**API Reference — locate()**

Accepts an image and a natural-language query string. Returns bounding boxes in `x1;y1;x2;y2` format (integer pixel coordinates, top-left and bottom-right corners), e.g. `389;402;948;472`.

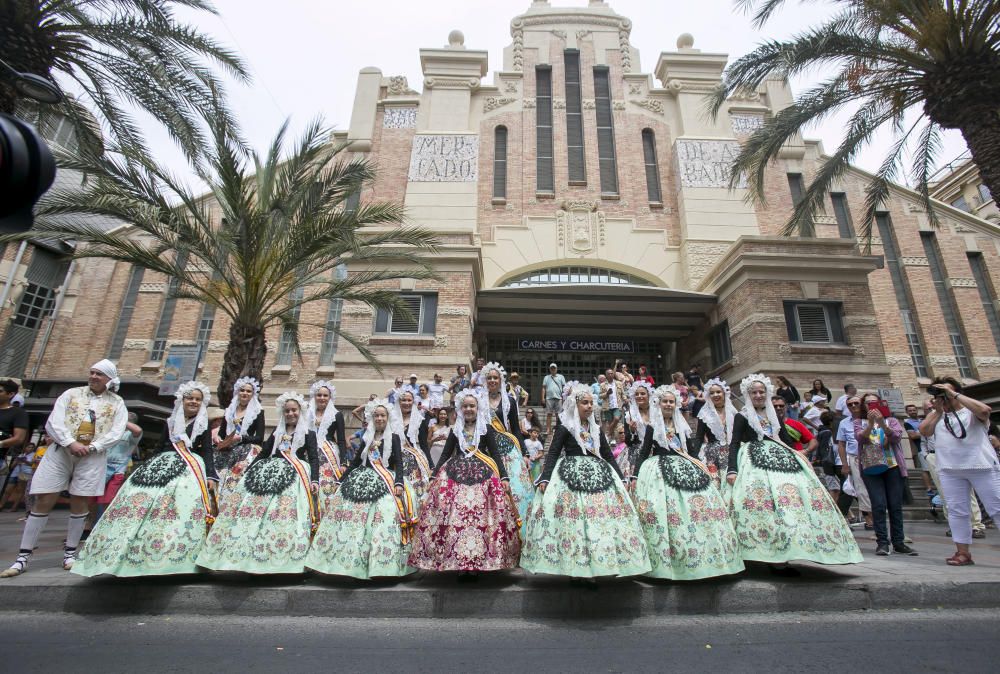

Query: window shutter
421;293;438;334
783;301;800;342
593;67;618;194
536;67;554;192
493;126;508;199
795;305;832;342
390;295;422;333
564;50;586;183
108;266;145;359
375;308;390;333
642;129;661;203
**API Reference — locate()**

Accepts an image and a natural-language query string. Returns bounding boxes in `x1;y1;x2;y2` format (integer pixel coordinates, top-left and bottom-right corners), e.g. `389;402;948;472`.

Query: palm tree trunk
217;322;268;407
959;111;1000;204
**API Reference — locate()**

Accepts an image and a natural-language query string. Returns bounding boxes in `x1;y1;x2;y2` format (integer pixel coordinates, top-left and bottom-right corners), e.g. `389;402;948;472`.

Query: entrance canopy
477;284;717;340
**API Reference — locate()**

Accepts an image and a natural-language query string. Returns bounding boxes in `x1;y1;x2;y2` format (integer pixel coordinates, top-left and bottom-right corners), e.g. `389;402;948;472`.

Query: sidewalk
0;511;998;618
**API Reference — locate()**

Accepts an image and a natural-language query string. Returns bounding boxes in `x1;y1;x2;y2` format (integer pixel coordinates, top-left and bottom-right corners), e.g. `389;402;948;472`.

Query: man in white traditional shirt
0;360;128;577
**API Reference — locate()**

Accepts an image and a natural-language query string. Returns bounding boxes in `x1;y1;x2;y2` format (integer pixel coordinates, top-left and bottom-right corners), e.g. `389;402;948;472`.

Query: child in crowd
525;427;545;483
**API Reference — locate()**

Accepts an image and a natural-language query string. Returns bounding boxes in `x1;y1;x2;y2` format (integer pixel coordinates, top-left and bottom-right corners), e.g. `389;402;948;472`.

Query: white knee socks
65;513;87;551
18;512;49;553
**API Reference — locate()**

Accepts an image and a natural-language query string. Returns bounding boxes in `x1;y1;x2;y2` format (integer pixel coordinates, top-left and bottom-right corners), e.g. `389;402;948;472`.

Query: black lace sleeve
391;434;404;487
331;412;348;464
300;431;320;483
433;432;456;477
633;425;654;478
194;427;218;482
417;417;432;463
244;413;265;445
538;425;568;484
599;429;624;481
507;396;526;454
727;414;754;475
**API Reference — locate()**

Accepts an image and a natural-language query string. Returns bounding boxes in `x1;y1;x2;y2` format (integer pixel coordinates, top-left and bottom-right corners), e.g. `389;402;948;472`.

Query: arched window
500;266;653;288
641;129;662;203
494;125;508;200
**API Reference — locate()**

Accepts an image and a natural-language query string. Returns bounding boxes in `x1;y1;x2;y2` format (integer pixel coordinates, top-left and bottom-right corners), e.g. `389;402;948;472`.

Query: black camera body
927;384;960;398
0;112;56;233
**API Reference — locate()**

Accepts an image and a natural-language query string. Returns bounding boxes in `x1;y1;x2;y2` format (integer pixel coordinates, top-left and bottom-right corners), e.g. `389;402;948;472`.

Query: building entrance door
486;337;666;408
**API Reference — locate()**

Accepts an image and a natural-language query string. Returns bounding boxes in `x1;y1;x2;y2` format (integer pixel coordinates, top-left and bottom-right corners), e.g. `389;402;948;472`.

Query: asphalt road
3;608;998;673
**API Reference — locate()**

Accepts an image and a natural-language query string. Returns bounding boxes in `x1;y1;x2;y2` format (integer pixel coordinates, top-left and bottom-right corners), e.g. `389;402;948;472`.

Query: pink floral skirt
408;467;520;572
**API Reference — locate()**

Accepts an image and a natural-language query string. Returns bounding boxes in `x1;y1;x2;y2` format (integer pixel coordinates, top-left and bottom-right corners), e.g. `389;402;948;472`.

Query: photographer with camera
919;376;1000;566
0;380;30;497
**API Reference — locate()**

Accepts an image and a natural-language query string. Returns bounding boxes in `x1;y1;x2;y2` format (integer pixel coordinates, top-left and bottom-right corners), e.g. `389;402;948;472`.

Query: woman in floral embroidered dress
695;378;739;498
393;390;432;502
726;374;862;570
214;377;265;499
74;381;218;577
305;398;418;579
521;383;650;581
482;362;533;530
409;388;520;576
621;381;654;480
197;392;319;574
631;385;743;580
306;380;348;516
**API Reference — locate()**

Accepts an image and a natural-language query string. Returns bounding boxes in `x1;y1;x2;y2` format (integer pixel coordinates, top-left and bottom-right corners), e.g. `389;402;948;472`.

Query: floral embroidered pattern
748;440;802;473
408;472;520;571
446;455;493;485
214;449;238;472
557;455;614;493
341;466;389;503
131;452;186;488
244;456;296;496
658;454;712;492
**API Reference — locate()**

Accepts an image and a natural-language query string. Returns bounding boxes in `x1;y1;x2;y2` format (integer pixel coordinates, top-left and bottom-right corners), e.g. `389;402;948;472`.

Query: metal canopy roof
476;284;717;340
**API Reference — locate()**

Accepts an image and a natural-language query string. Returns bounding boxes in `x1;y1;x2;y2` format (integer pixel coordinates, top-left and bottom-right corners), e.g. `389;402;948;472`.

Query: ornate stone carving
139;282;166;293
676;139;746;189
522;98;536;109
885;354;915;367
383;107;417;129
618;19;633;73
730;114;764;136
582;99;596;110
408;135;479;182
901;256;929;266
510;18;525;71
777;342;791;355
357;335;371;345
631;98;664;115
853;344;866;356
553;98;566;110
729;88;761;103
628;82;643;95
504;80;518;93
844;316;878;327
556;200;600;254
975;356;1000;367
439;306;471;316
123;339;149;351
551;29;567;40
298;342;321;355
857;236;882;247
434;335;450;348
949;277;977;287
387;75;416;96
930;355;958;366
612;100;626;111
576;29;591;41
344;305;374;316
208;340;228;352
483;96;516;112
814;214;837;225
906;202;925;213
665;79;684;95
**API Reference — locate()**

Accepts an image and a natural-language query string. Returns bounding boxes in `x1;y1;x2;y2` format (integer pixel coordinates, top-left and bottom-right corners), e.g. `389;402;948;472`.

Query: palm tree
0;111;440;406
1;0;249;159
708;0;1000;244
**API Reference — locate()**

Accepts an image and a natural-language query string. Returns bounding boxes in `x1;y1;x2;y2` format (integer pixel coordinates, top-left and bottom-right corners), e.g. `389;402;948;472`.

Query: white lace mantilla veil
482;361;511;429
451;388;491;456
361;398;396;465
167;381;211;445
558;381;602;457
225;376;263;436
626;380;655;440
697;377;738;444
651;385;691;449
739;373;781;440
392;388;425;448
307;380;338;442
271;391;308;453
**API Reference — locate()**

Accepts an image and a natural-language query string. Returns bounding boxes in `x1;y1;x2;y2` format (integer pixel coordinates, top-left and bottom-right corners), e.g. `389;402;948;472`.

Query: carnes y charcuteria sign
517;339;635;353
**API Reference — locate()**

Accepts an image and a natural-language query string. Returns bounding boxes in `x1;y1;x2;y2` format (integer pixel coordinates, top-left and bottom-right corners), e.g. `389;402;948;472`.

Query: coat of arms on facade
556;200;605;254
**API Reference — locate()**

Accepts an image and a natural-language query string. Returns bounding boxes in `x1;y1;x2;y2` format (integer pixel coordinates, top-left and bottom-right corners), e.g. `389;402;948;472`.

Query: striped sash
369;457;418;544
172;439;216;528
319;440;344;480
280;449;319;536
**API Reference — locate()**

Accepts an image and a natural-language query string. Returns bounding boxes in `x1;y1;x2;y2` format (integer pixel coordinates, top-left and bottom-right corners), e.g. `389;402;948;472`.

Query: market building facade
4;0;1000;419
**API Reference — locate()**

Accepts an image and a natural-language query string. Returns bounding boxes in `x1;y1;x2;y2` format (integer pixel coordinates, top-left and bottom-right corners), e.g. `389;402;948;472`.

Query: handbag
855;419;889;475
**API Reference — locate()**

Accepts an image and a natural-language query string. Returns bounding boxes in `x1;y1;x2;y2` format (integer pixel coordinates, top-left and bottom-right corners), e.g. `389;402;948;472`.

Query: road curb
2;575;999;617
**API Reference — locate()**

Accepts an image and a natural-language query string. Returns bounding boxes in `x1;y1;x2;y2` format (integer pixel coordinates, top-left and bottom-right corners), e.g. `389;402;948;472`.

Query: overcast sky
146;0;968;189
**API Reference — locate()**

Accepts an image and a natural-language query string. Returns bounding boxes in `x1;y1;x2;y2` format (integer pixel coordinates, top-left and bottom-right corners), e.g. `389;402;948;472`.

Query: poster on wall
158;345;203;397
